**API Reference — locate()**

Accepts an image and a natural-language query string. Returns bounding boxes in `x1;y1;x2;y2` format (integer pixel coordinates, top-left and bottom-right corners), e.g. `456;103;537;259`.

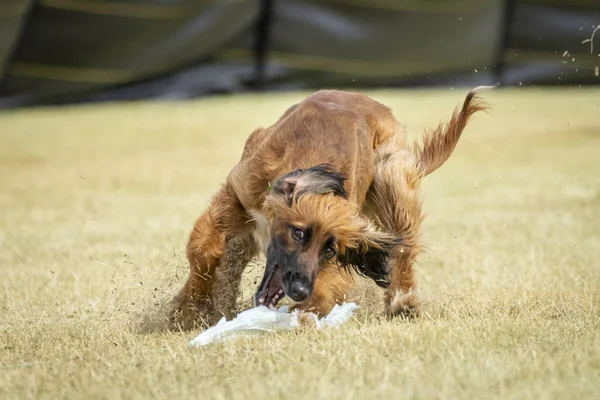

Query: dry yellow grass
1;87;599;399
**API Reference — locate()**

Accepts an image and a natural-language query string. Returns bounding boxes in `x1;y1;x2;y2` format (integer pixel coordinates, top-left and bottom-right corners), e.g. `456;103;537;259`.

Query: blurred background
0;0;598;109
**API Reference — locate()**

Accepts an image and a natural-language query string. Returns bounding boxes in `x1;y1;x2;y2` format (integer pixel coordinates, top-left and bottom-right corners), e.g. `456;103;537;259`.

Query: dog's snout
289;280;310;302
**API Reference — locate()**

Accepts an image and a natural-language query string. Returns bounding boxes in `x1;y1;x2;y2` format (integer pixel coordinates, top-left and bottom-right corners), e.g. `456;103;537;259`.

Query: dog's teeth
259;296;266;304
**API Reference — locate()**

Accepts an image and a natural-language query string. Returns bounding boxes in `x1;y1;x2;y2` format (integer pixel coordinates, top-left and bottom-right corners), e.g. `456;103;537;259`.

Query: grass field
1;87;599;399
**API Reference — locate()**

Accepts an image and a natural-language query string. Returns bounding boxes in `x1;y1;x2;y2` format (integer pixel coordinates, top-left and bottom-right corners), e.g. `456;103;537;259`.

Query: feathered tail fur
414;86;492;176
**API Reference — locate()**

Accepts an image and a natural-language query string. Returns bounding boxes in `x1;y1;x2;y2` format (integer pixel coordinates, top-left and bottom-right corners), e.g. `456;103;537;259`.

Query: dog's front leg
290;263;357;317
211;233;258;320
168;183;252;330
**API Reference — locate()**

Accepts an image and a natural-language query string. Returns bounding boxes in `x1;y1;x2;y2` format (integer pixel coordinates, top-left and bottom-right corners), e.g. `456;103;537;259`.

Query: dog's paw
386;289;421;320
167;295;213;331
295;311;319;329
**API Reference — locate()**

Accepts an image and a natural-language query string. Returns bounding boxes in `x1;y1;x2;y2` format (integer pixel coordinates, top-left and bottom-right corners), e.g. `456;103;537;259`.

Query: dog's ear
271;164;347;206
338;218;401;288
272;176;297;204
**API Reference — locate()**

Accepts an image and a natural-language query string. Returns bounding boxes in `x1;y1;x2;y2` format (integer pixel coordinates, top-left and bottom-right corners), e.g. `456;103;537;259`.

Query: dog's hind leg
366;140;424;319
367;88;487;319
367;88;487;316
168;183;253;330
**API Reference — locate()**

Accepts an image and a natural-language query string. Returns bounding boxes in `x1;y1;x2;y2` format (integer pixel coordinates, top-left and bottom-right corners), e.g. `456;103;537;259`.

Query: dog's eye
323;247;336;259
292;228;305;241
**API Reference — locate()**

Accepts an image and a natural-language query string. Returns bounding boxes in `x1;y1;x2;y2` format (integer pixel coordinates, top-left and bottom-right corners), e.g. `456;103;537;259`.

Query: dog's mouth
254;263;285;309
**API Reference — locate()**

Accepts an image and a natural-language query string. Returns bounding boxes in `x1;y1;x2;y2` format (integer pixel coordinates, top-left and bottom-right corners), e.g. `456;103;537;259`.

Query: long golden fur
168;87;489;330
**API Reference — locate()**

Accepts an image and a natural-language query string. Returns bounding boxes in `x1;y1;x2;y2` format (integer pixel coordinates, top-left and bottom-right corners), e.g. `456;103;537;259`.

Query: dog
168;87;488;330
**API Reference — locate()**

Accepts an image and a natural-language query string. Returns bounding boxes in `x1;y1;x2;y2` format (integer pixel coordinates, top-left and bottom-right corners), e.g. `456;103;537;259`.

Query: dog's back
230;90;404;209
242;90;402;158
230;88;487;211
284;89;402;149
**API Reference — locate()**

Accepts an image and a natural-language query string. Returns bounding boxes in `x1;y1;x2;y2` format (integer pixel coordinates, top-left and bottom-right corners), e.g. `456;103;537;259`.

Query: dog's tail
413;86;492;177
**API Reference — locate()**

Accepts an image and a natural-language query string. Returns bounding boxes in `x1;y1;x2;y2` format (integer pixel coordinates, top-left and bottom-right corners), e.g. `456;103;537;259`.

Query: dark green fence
0;0;598;108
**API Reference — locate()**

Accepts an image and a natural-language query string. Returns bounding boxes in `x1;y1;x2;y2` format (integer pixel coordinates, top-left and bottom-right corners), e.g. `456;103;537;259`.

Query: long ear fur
337;218;401;288
270;164;347;206
415;86;491;176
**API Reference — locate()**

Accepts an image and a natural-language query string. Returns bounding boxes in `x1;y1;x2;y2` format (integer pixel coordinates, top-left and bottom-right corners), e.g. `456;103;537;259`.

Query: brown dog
168;87;488;330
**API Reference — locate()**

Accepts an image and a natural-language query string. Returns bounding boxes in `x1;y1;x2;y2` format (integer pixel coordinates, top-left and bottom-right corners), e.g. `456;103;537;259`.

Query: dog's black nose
289;280;310;302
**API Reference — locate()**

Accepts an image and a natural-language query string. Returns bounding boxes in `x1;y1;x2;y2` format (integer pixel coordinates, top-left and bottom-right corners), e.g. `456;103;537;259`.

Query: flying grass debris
188;302;359;347
582;24;600;77
582;25;600;54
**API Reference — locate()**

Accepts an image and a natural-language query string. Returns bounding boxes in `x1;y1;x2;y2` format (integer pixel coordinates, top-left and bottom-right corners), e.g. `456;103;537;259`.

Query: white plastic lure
188;302;359;347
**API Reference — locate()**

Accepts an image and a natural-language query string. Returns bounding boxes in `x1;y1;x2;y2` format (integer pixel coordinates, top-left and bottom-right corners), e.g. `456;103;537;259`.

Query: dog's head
254;164;401;309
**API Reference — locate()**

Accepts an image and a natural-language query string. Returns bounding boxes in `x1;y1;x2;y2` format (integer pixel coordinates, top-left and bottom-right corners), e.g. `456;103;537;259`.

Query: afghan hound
168;87;489;330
